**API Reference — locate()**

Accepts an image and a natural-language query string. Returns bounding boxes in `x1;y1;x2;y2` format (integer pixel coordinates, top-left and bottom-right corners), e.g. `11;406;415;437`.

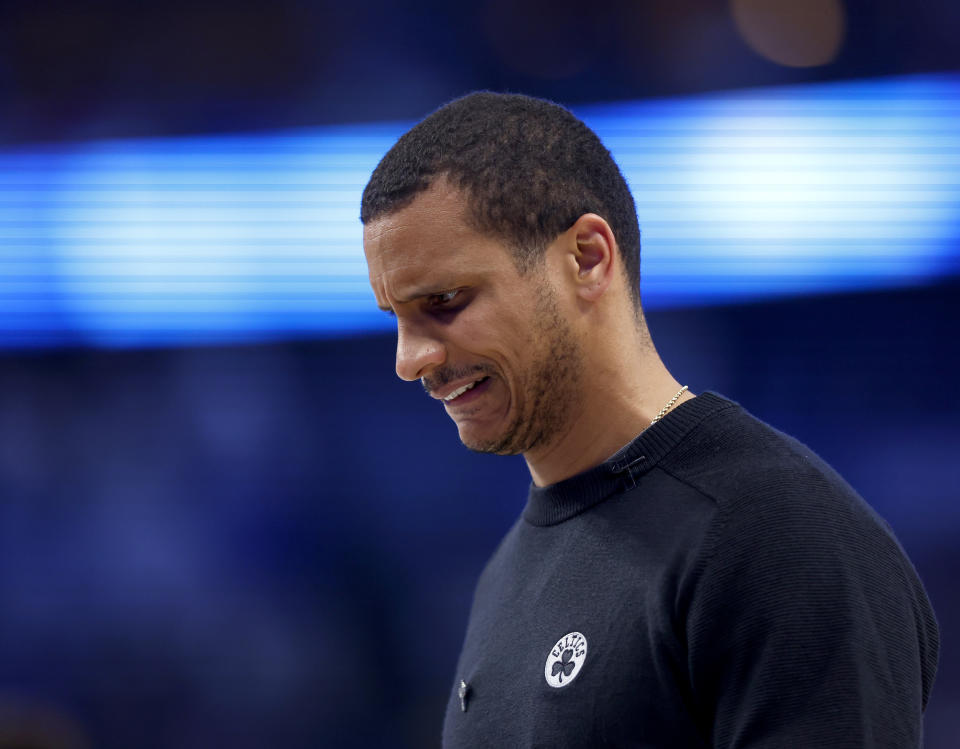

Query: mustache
421;364;495;396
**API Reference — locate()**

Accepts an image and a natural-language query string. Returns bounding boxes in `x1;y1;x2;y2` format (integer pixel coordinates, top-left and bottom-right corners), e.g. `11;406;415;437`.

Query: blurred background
0;1;957;747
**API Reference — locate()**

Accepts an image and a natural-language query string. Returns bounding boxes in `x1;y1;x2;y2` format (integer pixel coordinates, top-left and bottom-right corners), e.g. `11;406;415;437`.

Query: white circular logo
544;631;588;688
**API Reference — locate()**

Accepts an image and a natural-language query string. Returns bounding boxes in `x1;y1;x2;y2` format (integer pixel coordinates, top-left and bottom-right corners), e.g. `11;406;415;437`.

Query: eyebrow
376;283;458;313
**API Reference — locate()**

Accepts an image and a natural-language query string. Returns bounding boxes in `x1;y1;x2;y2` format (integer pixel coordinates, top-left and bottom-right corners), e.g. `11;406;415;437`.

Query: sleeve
684;482;939;749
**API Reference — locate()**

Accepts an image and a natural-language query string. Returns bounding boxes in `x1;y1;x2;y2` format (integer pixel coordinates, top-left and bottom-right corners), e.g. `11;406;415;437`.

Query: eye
426;289;461;308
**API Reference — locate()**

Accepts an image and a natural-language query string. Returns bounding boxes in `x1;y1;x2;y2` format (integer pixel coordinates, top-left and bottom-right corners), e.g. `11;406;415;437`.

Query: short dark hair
361;92;642;307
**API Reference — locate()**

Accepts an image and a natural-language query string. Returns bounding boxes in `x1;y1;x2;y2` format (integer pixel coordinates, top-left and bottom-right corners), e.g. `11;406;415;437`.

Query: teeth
444;378;482;401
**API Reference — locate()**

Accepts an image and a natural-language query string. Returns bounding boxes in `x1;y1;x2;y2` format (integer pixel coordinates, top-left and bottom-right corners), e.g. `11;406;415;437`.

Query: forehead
364;181;469;261
363;180;511;292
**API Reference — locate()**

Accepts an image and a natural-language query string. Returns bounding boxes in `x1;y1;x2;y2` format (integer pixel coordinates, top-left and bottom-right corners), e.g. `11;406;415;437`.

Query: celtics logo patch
544;631;588;688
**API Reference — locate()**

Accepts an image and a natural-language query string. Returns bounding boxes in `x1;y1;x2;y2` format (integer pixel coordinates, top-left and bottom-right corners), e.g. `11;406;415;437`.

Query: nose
395;321;446;381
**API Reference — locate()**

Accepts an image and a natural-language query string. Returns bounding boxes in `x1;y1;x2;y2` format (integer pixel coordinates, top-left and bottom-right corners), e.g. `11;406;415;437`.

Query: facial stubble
465;285;584;456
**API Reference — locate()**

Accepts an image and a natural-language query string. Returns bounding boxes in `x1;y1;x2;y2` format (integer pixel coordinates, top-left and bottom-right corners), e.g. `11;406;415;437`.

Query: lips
425;369;491;400
443;376;487;401
433;375;492;406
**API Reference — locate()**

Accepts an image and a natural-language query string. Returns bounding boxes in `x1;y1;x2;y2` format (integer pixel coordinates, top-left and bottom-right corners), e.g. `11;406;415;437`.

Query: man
360;93;939;747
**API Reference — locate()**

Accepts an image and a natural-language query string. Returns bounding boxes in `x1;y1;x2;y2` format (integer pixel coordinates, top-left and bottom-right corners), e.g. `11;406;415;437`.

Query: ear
565;213;617;303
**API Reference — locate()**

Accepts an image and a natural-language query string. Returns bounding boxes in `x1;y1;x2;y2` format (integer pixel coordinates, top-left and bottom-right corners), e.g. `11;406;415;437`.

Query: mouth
441;376;491;406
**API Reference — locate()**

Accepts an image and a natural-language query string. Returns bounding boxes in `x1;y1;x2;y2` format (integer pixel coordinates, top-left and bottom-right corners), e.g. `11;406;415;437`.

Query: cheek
447;288;542;367
459;309;532;360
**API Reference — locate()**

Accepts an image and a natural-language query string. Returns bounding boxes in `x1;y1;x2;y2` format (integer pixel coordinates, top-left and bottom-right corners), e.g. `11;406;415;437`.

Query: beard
468;284;584;456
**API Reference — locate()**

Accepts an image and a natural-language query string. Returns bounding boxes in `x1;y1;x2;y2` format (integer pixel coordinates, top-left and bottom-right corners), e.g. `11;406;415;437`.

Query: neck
522;330;693;487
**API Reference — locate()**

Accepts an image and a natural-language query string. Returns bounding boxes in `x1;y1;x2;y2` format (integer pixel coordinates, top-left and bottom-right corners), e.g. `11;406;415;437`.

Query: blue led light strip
1;75;958;348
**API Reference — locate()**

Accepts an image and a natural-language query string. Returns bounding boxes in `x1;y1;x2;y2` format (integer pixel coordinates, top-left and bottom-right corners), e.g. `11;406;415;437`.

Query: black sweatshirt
442;392;939;748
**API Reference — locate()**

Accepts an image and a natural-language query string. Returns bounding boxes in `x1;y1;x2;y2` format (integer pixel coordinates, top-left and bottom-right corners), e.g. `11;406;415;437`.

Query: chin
457;427;501;455
456;420;527;456
462;439;522;456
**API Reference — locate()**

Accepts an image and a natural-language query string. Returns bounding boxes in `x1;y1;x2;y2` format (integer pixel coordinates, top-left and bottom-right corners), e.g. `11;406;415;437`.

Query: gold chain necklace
649;385;689;426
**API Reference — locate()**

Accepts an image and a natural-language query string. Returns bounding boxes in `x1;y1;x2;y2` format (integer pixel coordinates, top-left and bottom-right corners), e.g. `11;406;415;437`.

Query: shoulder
660;395;931;640
665;396;939;713
660;393;890;536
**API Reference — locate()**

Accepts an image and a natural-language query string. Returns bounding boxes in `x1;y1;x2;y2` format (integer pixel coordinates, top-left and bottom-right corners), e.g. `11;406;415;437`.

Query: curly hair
360;92;641;308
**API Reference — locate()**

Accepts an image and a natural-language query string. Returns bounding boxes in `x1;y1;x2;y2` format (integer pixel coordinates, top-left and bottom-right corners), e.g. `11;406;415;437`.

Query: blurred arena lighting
1;73;958;349
731;0;846;68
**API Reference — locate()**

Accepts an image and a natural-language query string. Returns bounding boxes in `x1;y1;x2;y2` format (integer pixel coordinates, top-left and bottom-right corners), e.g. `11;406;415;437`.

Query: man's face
363;180;583;455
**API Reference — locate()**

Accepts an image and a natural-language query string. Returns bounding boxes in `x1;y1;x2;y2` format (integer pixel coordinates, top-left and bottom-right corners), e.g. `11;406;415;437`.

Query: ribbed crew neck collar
523;391;736;527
